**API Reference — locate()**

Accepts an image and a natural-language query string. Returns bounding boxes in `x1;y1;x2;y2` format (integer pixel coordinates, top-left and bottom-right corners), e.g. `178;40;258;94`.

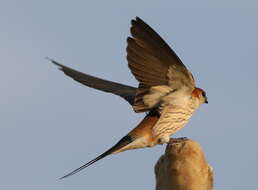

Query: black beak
205;100;208;104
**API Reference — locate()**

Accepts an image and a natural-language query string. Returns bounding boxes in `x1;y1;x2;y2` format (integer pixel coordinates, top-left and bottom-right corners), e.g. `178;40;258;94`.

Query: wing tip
135;16;143;22
46;56;56;64
131;16;144;28
46;57;65;71
132;16;143;22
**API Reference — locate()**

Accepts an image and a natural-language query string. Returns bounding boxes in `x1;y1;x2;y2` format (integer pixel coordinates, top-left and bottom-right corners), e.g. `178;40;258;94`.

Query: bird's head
192;87;208;104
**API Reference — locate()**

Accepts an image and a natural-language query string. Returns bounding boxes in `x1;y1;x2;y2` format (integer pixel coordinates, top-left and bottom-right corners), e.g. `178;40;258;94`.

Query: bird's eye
202;91;206;97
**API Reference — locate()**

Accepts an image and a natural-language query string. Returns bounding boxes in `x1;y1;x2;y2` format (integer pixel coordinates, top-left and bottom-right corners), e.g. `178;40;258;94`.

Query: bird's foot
157;135;170;145
169;137;189;145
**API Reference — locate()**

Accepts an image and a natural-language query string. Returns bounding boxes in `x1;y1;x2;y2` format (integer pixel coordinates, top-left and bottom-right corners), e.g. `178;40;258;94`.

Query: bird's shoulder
146;85;192;109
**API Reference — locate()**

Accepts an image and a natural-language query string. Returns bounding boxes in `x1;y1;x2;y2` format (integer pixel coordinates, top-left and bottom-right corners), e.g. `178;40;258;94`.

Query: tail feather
60;136;133;179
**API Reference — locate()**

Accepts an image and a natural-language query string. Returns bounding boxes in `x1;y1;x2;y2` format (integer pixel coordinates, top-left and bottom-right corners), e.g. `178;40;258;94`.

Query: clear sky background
1;0;258;189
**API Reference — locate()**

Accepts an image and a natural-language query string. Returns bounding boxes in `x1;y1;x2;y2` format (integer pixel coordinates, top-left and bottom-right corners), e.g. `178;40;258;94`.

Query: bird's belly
153;106;194;141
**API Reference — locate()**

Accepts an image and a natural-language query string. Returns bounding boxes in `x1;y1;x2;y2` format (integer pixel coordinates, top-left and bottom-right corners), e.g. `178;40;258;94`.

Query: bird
49;17;208;179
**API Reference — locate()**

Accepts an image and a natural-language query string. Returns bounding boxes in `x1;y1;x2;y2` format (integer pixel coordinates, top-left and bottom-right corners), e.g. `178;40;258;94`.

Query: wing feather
49;58;137;105
127;17;195;112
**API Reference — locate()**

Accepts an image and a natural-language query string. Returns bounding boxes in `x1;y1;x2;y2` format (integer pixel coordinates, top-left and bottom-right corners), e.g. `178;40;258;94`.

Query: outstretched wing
48;58;137;105
127;17;195;112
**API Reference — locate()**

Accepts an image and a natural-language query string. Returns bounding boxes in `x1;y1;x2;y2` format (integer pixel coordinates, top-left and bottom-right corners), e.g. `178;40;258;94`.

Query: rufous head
192;88;208;104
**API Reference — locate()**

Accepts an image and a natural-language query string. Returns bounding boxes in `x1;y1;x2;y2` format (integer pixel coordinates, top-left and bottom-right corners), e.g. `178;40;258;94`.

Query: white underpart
142;85;172;108
147;86;201;143
142;81;202;144
143;85;191;109
162;86;191;107
152;103;198;143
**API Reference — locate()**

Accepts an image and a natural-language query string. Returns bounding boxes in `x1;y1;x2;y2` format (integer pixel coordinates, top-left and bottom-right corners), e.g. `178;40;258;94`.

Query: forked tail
60;135;133;179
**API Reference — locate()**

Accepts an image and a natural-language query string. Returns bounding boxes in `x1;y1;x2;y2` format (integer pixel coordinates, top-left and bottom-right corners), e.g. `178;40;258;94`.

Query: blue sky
1;0;258;189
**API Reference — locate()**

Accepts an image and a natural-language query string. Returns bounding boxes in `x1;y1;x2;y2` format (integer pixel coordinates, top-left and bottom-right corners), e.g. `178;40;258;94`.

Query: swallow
49;17;208;179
